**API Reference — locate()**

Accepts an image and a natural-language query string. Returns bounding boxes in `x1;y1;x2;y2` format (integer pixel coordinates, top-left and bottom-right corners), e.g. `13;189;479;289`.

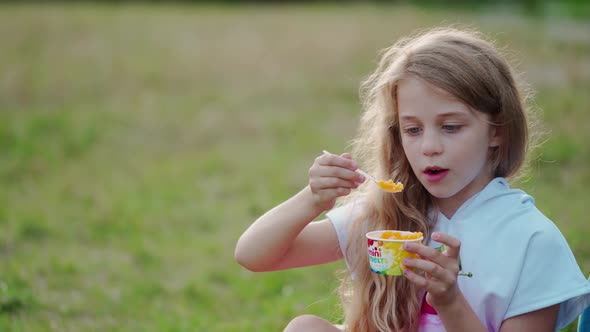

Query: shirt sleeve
326;200;365;271
504;216;590;330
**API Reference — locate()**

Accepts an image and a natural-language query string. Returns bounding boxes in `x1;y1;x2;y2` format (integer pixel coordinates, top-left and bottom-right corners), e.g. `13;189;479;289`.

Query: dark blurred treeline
1;0;589;19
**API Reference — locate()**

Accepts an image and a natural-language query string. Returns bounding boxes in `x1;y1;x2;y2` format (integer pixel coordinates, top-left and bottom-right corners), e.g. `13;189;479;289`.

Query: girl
234;27;590;331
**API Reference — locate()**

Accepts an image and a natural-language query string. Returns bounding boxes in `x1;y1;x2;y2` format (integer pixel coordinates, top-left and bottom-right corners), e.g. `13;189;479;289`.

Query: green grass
0;3;589;331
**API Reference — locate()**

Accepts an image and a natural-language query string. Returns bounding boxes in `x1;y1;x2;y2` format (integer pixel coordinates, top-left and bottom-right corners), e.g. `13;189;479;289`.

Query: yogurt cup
366;230;423;276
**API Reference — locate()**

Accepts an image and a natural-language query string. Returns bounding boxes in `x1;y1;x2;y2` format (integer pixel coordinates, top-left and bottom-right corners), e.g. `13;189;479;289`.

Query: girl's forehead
397;77;455;100
397;78;474;117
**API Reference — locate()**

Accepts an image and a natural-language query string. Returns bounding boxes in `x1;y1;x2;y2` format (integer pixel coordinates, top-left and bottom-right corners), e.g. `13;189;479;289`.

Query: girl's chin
427;191;451;199
421;184;453;199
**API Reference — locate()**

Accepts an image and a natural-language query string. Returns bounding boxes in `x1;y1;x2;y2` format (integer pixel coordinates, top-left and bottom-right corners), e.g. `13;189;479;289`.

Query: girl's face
397;77;501;218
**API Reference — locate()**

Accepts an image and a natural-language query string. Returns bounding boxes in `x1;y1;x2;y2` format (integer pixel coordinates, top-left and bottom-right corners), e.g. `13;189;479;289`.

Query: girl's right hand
308;152;366;212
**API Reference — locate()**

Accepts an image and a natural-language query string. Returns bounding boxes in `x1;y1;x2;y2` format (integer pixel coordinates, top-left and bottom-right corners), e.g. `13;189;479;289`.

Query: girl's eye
442;125;462;132
405;127;422;135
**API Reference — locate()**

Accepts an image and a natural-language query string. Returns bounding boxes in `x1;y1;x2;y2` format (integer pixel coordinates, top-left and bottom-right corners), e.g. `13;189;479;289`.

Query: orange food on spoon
377;179;404;193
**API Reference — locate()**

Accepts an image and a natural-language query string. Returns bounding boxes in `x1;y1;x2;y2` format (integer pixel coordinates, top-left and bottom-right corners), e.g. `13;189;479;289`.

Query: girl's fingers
310;177;358;190
403;268;439;290
340;153;352;160
431;232;461;259
403;233;462;305
403;258;455;285
312;153;365;183
403;268;454;296
403;233;461;270
316;187;351;200
309;162;363;183
318;153;357;171
403;242;452;268
317;166;364;183
402;267;428;288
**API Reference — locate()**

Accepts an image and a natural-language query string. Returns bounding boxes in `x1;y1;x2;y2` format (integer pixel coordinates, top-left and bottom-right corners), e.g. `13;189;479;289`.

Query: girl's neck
435;173;494;220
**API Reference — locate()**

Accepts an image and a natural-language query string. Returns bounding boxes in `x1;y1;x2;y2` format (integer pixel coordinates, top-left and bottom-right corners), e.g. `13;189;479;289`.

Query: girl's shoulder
453;178;565;251
465;177;554;229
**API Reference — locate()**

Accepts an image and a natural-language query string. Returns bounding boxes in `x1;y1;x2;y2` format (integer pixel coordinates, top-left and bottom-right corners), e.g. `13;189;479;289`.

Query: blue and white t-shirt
327;177;590;331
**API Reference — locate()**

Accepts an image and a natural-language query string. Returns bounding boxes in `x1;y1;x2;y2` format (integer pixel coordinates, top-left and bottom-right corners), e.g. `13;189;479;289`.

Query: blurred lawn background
0;2;589;331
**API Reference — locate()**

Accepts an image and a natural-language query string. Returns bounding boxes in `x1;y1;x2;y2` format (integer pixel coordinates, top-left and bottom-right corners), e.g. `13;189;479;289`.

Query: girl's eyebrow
399;111;469;121
437;111;470;119
399;115;418;121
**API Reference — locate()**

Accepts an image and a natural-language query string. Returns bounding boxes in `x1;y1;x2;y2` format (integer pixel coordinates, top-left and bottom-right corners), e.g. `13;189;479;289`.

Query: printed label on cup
366;230;423;276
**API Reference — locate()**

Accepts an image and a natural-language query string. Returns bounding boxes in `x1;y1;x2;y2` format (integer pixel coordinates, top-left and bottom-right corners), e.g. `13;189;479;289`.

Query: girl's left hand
402;232;461;309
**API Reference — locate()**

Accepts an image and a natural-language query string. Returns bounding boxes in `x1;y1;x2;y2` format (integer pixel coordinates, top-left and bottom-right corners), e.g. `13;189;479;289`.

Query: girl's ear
489;125;501;148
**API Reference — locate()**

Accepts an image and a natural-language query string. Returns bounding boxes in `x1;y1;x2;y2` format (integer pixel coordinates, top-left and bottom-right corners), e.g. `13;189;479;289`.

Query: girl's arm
234;153;364;272
234;186;339;272
499;304;559;331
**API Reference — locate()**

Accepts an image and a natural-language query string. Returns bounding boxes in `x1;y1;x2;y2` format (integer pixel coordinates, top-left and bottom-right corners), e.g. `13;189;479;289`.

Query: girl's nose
421;131;443;156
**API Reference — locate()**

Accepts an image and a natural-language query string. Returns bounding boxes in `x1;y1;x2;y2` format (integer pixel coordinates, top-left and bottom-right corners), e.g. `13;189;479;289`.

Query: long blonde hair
338;27;536;331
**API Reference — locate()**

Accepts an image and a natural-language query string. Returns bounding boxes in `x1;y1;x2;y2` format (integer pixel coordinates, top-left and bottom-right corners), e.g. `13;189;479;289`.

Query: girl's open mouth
423;167;449;182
